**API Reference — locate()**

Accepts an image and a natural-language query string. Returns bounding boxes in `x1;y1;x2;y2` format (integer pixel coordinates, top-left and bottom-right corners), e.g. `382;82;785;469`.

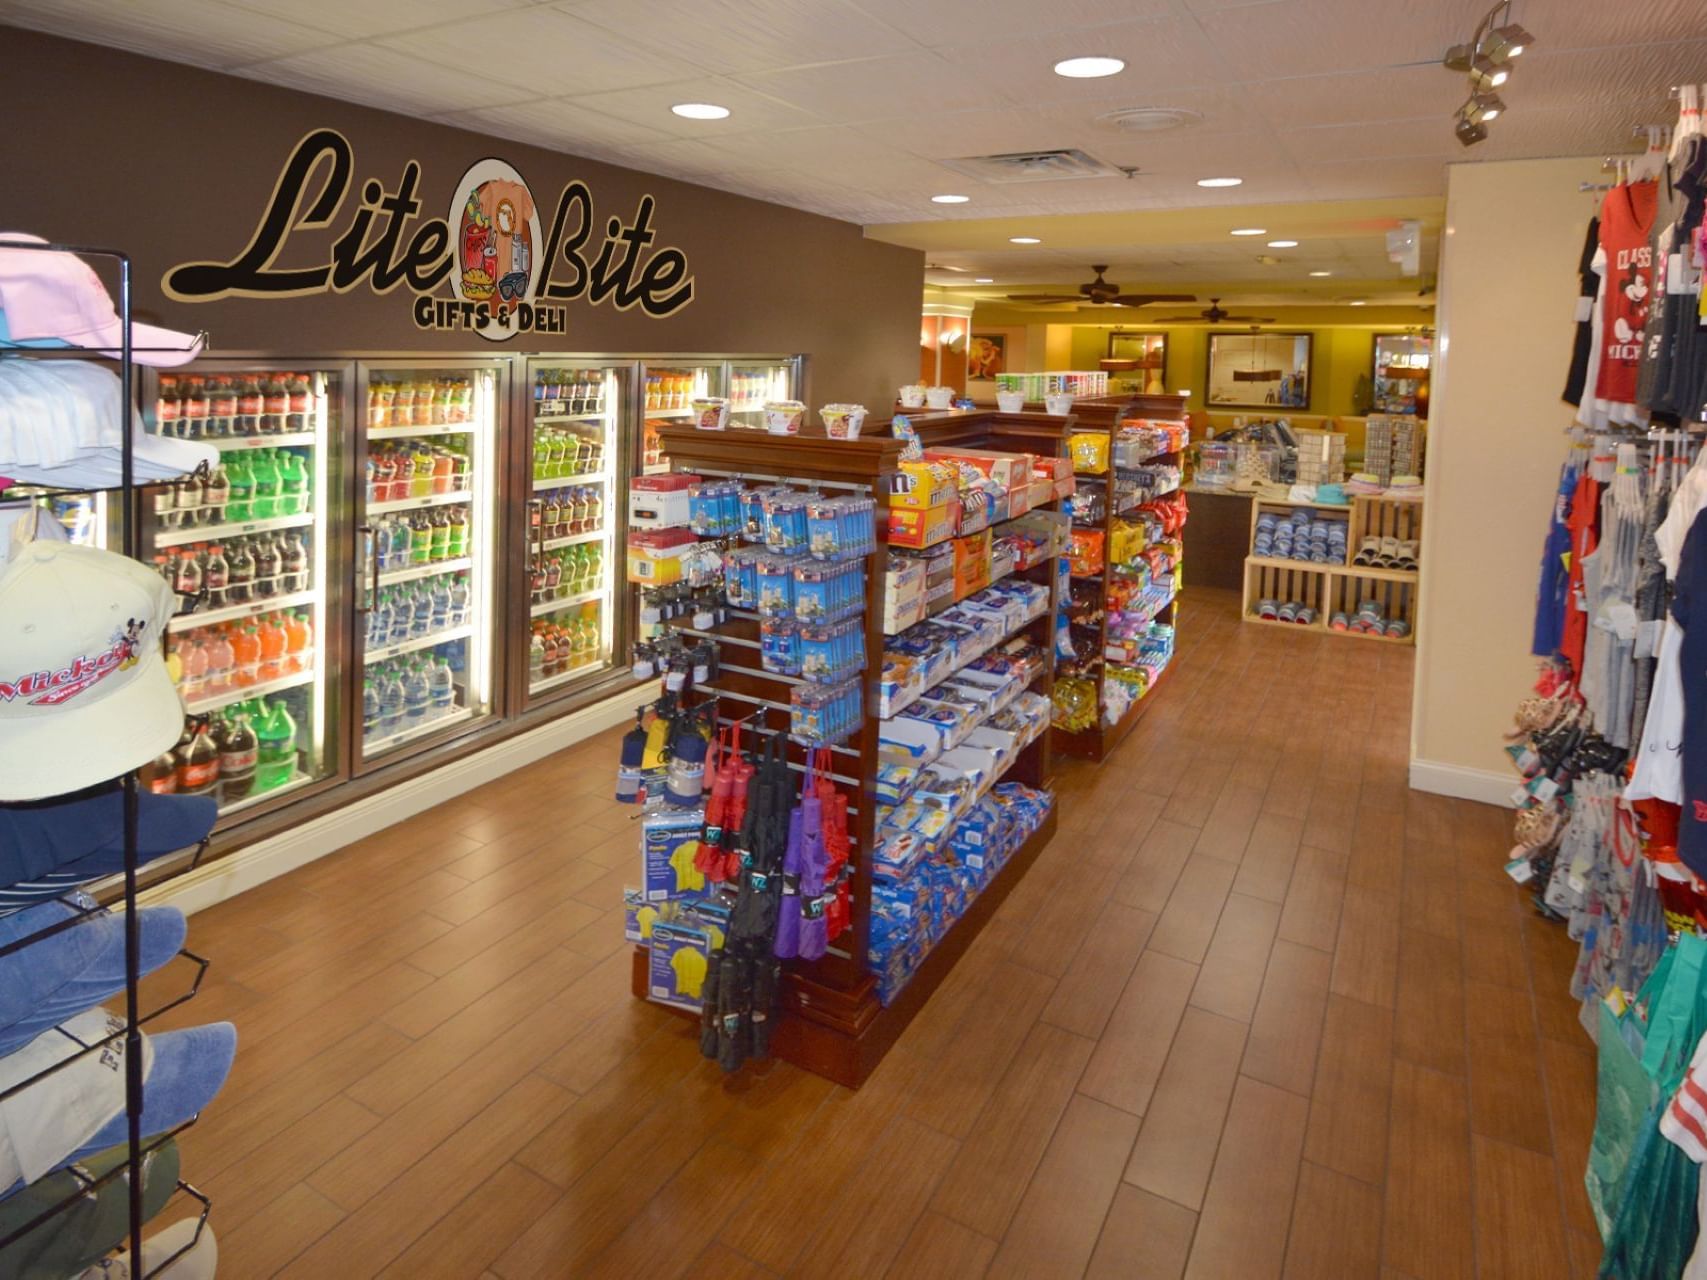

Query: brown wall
0;29;923;411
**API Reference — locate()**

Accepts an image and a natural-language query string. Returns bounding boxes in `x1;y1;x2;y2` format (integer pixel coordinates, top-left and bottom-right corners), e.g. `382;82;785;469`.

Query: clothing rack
0;239;215;1276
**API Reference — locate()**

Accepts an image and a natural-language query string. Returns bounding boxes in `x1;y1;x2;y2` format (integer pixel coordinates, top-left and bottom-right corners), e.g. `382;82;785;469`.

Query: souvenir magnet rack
645;422;1063;1087
0;239;214;1275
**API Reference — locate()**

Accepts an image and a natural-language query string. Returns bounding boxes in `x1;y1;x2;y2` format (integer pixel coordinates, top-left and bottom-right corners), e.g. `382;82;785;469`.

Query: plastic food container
996;391;1025;412
898;384;926;408
820;404;868;439
1044;392;1074;415
925;386;955;409
691;396;728;430
764;400;805;435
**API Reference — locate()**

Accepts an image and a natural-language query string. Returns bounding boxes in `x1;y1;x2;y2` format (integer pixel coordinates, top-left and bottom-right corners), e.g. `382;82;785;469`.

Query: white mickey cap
0;539;183;800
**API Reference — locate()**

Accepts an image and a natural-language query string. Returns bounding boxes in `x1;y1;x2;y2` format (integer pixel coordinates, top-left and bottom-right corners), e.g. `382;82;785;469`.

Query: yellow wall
1411;156;1604;795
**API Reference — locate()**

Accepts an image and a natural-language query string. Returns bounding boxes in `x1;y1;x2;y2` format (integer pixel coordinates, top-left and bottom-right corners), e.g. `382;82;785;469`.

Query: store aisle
138;587;1593;1279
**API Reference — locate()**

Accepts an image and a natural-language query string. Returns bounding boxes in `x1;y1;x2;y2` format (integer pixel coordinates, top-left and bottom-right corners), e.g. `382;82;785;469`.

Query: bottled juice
392;379;414;427
410;511;432;565
232;624;261;687
165;637;185;687
181;635;209;701
429;508;451;561
450;377;472;423
284;610;311;674
368;377;391;429
394;448;415;500
411;447;435;498
411;379;432;427
446;506;469;558
206;628;235;695
431;449;454;495
257;615;287;681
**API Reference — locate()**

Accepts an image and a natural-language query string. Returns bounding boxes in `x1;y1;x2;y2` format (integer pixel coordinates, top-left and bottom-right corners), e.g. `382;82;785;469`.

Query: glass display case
725;357;796;429
639;361;717;475
354;360;503;768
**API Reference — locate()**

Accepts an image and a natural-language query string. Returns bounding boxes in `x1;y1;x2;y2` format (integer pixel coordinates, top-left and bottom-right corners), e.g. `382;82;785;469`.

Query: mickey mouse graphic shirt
1596;179;1659;414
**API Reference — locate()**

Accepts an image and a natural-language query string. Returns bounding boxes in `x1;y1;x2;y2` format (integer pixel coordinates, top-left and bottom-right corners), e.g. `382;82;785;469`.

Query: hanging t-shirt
1565;216;1601;407
1561;470;1602;679
1533;459;1578;656
1671;506;1707;878
1594;180;1659;414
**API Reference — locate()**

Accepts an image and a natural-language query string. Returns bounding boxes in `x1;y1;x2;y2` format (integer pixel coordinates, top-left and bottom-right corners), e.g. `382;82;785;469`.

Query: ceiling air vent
941;149;1122;184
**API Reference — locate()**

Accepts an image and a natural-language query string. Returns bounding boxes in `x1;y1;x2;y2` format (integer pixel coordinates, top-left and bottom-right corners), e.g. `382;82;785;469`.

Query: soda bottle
178;719;220;796
202;543;229;609
286;372;311;432
173;468;203;526
284;609;311;674
208;375;237;438
236;374;263;435
430;507;452;562
279;532;308;593
449;574;470;627
431;448;454;496
227;537;255;605
403;660;431;725
411;446;434;499
529;630;545;682
446;506;469;558
181;376;209;440
362;679;379;740
141;737;180;794
249;450;280;520
155;374;182;437
373;447;399;503
174;543;203;604
231;623;261;687
206;625;235;696
253;534;281;600
585;486;603;532
262;374;289;434
429;657;455;713
279;451;308;515
255;699;298;790
257;614;287;681
204;465;231;526
224;453;254;523
219;710;258;803
410;510;432;566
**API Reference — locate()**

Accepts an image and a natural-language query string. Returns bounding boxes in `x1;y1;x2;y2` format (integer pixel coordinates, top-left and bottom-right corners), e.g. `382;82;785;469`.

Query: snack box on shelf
626;527;699;584
889;503;958;549
628;473;701;529
883;553;927;633
879;582;1049;718
953;529;992;598
890;460;958;510
925;448;1032;492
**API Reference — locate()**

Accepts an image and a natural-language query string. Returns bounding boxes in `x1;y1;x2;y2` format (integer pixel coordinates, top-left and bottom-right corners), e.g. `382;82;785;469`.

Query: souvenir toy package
792;559;865;623
648;921;714;1011
790;678;862;743
760;491;810;553
806;497;876;560
759;617;802;674
688;480;744;536
800;618;865;683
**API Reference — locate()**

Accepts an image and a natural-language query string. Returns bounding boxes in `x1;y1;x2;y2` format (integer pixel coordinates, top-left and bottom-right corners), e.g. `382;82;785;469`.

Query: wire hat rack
0;237;215;1277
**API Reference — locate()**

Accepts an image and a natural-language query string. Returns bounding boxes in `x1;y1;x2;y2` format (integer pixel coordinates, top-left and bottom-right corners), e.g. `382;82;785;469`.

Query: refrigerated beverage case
179;720;220;796
219;712;258;803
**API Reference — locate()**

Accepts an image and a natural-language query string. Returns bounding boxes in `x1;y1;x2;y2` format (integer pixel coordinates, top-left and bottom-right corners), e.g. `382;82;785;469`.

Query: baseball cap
0;1007;237;1191
0;900;187;1056
0;1138;180;1280
78;1218;218;1280
0;540;185;801
0;359;216;488
0;235;203;367
0;788;216;915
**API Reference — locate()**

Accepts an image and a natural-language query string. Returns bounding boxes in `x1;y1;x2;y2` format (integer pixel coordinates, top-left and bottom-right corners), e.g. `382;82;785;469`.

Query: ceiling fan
1193;297;1277;324
1007;265;1194;309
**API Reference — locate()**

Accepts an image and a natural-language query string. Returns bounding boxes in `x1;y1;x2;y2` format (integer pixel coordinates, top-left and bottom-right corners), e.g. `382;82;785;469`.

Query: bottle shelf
217;769;315;817
168;588;316;632
364;704;477;755
530;587;605;617
645;407;697;418
201;432;317;450
366;422;475;440
378;556;473;586
366;623;474;664
181;666;315;716
529;656;607;694
153;511;314;548
541;529;606;551
532;470;610;491
533;411;609;424
367;489;473;516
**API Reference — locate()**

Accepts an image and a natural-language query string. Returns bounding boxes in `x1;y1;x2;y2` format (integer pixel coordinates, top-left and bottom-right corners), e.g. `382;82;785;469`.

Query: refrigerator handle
357;524;377;610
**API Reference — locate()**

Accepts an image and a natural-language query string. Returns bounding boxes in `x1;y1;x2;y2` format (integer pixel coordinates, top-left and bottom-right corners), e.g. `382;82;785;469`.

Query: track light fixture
1442;0;1533;142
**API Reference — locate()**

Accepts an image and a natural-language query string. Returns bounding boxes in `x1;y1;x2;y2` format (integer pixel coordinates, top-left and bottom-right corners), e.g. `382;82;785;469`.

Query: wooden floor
141;587;1598;1279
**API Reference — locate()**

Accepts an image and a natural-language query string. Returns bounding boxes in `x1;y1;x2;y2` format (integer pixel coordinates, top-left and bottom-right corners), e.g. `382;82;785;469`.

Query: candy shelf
636;410;1069;1088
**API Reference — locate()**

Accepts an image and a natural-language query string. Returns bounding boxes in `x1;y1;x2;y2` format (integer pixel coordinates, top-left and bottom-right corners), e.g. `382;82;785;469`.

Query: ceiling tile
378;7;701;94
1192;0;1472;80
433;97;676;152
222;0;532;41
0;0;339;68
936;15;1231;104
846;0;1173;48
1281;117;1457;165
1530;0;1707;51
852;106;1067;161
564;78;819;138
560;0;923;74
1304;156;1448;200
734;50;1017;119
237;42;524;114
1241;64;1464;131
702;125;967;187
1512;41;1707;114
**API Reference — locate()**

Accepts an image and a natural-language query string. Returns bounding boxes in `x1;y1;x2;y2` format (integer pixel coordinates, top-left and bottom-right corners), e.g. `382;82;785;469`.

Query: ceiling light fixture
1197;177;1243;188
1348;299;1368;307
975;277;994;283
1230;228;1267;236
931;194;970;204
1442;1;1534;141
1009;236;1042;244
1309;270;1332;277
1054;56;1125;79
1267;239;1299;248
671;102;731;120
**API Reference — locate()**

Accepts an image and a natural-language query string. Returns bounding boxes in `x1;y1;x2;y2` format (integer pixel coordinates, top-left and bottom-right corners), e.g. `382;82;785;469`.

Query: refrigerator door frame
350;355;514;777
135;356;358;830
509;357;640;715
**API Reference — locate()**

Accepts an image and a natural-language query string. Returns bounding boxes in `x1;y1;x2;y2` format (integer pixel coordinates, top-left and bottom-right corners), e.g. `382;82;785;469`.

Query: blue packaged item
641;807;708;902
762;492;811;552
756;555;796;618
648;922;712;1012
760;617;802;674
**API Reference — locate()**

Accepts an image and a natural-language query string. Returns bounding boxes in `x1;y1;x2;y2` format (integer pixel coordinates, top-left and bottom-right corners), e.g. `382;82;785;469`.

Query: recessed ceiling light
931;194;970;204
1009;236;1042;244
1267;239;1299;248
1197;177;1243;188
974;277;994;283
1230;228;1267;236
1054;56;1125;79
671;102;730;120
1348;299;1368;307
1309;270;1332;277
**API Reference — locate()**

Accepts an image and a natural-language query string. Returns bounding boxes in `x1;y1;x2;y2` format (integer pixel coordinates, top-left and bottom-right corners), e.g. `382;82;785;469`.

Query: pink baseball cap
0;235;203;367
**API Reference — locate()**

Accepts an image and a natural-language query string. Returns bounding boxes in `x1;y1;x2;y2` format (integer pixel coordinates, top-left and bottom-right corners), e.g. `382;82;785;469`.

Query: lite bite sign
163;128;696;340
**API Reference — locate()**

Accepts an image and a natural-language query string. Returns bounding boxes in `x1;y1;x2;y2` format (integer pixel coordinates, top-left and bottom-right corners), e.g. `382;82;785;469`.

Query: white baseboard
1408;757;1518;808
141;688;642;916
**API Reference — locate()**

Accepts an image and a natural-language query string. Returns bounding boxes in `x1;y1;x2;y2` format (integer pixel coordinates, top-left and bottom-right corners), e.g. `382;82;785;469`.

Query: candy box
648;922;713;1012
641;807;708;901
925;448;1033;492
888;503;957;549
890;461;958;510
952;530;992;598
1028;477;1058;509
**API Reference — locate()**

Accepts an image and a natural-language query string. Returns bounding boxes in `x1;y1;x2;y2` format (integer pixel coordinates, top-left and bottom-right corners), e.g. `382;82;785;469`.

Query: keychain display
791;678;862;744
806;496;877;560
800;618;864;683
688;480;744;536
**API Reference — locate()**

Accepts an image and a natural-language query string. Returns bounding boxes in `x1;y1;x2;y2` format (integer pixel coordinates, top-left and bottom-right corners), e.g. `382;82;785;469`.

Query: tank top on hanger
1595;180;1659;410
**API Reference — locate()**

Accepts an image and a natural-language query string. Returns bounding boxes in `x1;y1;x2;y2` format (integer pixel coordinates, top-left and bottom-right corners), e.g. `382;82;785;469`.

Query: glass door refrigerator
353;359;505;769
516;360;633;706
724;355;805;430
138;360;346;818
638;360;721;474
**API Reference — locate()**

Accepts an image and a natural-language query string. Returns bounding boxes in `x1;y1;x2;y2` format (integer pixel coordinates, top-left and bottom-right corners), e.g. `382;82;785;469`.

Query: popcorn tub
898;384;926;408
691;396;729;430
764;400;806;435
820;404;868;439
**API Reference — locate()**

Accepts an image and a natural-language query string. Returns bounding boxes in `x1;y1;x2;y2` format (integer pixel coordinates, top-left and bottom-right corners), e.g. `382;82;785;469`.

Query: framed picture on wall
967;332;1006;379
1371;331;1432;415
1105;331;1167;370
1206;332;1312;410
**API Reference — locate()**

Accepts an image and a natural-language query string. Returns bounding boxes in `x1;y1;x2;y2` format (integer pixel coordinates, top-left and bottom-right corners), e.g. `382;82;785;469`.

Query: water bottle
428;657;455;714
389;587;409;646
430;577;451;633
410;583;432;640
449;574;469;627
379;666;406;735
390;514;411;568
368;590;390;652
362;679;379;738
403;660;431;724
